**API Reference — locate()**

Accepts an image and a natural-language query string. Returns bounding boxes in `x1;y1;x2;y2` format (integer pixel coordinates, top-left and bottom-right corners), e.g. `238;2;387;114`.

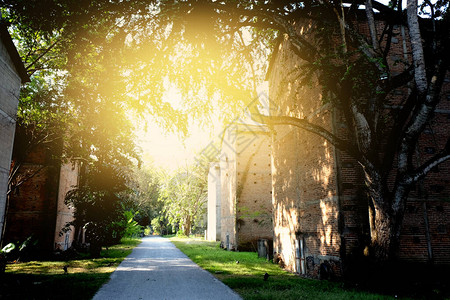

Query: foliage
64;164;130;256
143;226;152;236
0;243;15;255
159;165;208;236
4;0;449;262
0;243;15;274
121;165;162;227
115;210;143;238
150;216;171;236
155;0;450;262
2;4;142;247
1;0;271;132
0;238;140;299
175;230;188;238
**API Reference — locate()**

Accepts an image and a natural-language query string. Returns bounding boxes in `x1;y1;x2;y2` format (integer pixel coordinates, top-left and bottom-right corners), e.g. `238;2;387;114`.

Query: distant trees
159;166;208;236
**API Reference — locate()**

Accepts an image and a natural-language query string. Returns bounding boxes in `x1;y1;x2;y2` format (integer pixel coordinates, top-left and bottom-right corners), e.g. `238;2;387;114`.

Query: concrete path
92;236;242;300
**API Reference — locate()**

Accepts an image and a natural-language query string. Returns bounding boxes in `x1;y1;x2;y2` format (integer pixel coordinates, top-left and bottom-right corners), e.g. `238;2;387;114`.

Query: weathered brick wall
268;19;450;276
397;70;450;264
53;162;78;251
220;123;273;251
269;27;342;275
4;160;60;252
4;139;59;251
235;125;273;251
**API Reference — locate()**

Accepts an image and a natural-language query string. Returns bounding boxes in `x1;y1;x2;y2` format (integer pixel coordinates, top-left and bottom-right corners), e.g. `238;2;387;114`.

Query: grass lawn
170;237;398;300
0;238;140;300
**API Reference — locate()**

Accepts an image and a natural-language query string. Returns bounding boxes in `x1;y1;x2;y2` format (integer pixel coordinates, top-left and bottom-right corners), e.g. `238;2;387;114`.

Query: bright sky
135;83;220;171
136;120;214;171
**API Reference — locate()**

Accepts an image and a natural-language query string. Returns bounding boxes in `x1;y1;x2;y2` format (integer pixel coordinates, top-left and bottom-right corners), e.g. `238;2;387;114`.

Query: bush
118;210;143;238
176;231;187;238
144;226;152;236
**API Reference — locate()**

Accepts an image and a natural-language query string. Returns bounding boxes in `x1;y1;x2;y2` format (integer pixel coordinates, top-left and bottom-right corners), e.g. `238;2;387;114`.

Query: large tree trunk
365;169;409;262
368;200;396;261
183;216;192;236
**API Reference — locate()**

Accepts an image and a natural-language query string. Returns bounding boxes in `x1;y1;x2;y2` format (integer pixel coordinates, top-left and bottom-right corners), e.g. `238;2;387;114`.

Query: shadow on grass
0;272;111;300
0;238;141;299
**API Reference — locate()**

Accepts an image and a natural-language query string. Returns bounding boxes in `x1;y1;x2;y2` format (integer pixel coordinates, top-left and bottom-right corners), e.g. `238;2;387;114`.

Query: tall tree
122;165;162;227
1;5;142;246
160;166;207;236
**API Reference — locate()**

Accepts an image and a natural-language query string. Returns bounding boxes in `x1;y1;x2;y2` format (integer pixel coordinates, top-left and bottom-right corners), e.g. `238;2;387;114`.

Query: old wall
0;25;27;245
220;122;273;251
220;126;238;250
269;30;342;275
54;162;78;251
235;124;273;251
207;162;221;241
396;70;450;264
3;147;60;252
268;19;450;277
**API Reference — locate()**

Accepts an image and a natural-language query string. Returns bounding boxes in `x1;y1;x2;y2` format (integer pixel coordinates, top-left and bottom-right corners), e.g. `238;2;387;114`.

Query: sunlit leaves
159;165;208;235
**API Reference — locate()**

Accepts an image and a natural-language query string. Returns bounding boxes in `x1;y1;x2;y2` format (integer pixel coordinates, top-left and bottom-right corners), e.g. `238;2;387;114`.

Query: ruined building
208;122;273;251
267;21;450;277
209;17;450;278
0;23;29;246
3;139;79;253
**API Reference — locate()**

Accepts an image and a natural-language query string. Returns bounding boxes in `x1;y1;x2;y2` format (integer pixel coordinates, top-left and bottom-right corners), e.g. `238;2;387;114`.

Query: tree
1;8;143;247
4;20;68;197
148;0;449;263
4;0;449;262
160;166;208;236
122;165;162;227
64;163;129;256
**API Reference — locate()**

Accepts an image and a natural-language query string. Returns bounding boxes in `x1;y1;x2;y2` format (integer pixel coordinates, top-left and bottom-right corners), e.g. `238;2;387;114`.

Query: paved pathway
92;236;242;300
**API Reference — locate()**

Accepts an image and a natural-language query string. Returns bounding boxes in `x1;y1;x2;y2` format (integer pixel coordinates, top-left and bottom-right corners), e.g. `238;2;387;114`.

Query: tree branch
365;0;380;51
406;0;428;95
251;113;360;159
409;149;450;184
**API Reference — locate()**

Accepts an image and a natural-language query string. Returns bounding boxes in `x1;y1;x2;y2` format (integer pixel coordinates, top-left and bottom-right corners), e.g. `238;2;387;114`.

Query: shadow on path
93;236;242;300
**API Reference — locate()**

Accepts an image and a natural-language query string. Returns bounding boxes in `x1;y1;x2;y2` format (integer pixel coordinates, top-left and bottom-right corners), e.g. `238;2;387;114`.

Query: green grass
170;237;398;300
0;238;141;300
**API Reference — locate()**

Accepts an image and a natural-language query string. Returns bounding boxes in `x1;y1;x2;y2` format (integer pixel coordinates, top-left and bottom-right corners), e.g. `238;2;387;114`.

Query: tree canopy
2;0;449;262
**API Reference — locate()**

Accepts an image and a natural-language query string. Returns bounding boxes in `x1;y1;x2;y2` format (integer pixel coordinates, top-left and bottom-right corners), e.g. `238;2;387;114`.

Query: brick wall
235;125;273;251
269;32;342;275
4;142;78;253
53;162;78;251
268;19;450;277
3;145;60;252
219;122;273;251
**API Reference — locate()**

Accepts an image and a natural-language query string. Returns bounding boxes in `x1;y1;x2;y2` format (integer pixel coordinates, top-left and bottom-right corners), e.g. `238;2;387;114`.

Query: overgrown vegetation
0;238;140;300
170;237;447;300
